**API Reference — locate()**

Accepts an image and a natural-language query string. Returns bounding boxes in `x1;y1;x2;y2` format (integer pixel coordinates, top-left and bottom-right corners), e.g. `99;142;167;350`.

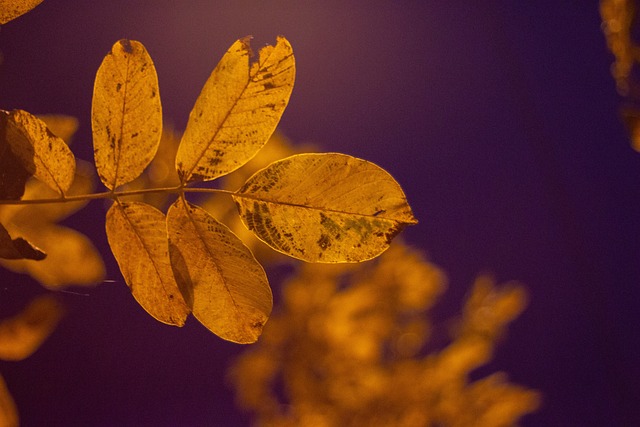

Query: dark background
1;1;639;425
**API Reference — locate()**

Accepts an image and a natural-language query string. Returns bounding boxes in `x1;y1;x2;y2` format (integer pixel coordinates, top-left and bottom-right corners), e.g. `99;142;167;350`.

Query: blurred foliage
230;243;540;427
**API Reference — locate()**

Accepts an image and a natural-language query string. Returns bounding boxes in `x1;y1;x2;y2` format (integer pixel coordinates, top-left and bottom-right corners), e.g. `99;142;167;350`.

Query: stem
0;185;235;205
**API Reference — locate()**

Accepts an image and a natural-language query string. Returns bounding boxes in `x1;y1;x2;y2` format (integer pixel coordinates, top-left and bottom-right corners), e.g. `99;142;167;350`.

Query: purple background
1;1;639;425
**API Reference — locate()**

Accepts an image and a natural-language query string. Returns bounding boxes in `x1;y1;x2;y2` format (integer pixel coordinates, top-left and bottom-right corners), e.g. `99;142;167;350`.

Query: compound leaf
106;201;189;326
92;39;162;190
176;36;295;183
1;109;75;195
167;199;272;343
233;153;417;263
0;0;43;24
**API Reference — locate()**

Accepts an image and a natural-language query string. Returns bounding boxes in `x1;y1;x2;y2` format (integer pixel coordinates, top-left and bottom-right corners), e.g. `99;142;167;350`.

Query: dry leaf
0;222;45;260
176;36;295;183
0;0;43;24
0;110;75;195
92;39;162;190
167;199;272;343
106;201;189;326
0;295;63;361
233;153;417;262
0;374;18;427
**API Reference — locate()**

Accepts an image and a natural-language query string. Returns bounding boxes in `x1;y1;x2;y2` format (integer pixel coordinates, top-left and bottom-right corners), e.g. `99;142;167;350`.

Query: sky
1;1;639;425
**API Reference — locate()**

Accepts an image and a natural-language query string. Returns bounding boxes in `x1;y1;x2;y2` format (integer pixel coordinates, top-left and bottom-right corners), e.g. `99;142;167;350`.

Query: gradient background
1;1;639;425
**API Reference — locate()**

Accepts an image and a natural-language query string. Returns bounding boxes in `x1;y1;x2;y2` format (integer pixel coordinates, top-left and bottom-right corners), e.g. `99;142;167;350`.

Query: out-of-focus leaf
167;199;272;343
0;374;18;427
0;295;63;361
0;0;43;24
0;222;45;260
37;114;79;145
233;153;417;263
106;201;189;326
1;110;75;195
175;36;295;183
92;39;162;190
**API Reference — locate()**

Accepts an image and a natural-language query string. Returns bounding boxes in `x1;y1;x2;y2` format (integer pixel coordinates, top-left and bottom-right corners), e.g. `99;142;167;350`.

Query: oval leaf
233;153;417;263
1;109;76;195
92;39;162;190
106;202;189;326
167;199;272;343
0;0;43;24
175;36;295;183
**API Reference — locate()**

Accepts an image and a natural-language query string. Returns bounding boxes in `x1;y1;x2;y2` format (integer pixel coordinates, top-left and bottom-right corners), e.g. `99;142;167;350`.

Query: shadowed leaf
167;199;272;343
0;113;31;200
0;0;43;24
0;222;45;260
1;110;75;195
106;201;189;326
92;39;162;190
176;36;295;183
233;153;417;263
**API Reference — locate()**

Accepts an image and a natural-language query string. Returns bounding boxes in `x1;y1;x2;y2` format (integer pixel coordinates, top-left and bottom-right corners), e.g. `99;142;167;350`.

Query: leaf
105;201;189;326
0;374;18;427
175;36;295;183
0;222;45;260
92;39;162;190
0;128;30;200
0;295;63;361
1;110;76;196
0;0;43;24
167;199;272;343
233;153;417;263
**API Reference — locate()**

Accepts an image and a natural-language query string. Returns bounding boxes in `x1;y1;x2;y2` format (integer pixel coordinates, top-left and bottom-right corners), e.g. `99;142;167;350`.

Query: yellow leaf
0;222;45;260
175;36;295;183
233;153;417;263
0;374;18;427
106;201;189;326
92;39;162;190
0;295;63;361
167;199;272;343
0;0;43;24
1;110;76;195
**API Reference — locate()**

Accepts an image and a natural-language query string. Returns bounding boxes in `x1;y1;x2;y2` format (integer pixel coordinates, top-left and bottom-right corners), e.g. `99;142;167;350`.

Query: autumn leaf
0;222;45;260
0;115;31;200
0;109;75;195
233;153;417;263
0;0;43;24
167;199;272;343
175;36;295;183
92;39;162;190
106;201;189;326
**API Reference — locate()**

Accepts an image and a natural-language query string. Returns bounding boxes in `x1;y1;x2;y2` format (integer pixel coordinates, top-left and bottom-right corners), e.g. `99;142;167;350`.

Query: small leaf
92;39;162;190
0;295;63;361
0;222;45;260
176;36;295;183
1;109;75;195
0;0;43;24
233;153;417;263
105;201;189;326
167;199;272;343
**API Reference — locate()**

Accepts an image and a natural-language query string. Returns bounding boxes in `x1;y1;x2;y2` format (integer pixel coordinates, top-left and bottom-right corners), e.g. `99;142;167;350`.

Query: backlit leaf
167;199;272;343
1;109;75;195
233;153;417;263
176;36;295;183
92;39;162;190
0;0;43;24
0;295;63;361
106;201;189;326
0;222;45;260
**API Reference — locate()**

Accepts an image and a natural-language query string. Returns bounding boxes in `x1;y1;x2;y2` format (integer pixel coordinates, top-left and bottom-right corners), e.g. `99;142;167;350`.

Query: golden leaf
0;0;43;24
0;222;45;260
0;295;63;361
233;153;417;263
105;201;189;326
0;374;18;427
0;110;75;195
92;39;162;190
167;199;272;343
175;36;295;183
